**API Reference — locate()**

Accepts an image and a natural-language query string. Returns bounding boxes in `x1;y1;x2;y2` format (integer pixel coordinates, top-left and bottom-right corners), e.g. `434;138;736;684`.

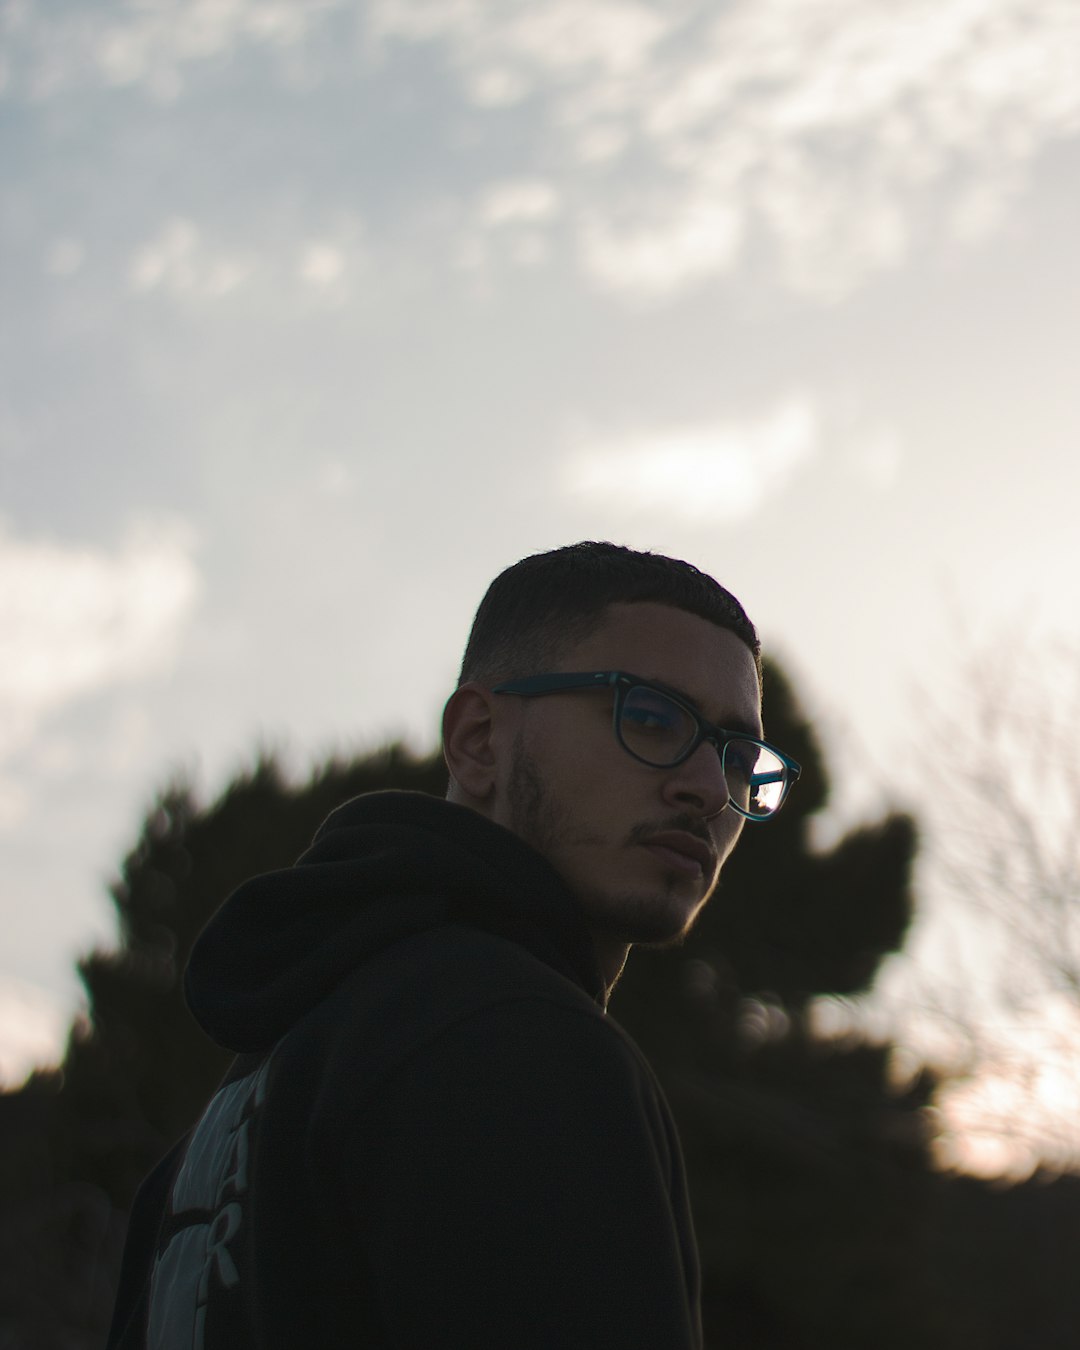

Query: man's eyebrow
642;675;762;737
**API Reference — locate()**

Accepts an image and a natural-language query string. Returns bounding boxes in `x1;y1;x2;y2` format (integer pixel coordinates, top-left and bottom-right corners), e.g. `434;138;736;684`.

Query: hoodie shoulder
286;921;608;1097
184;793;606;1054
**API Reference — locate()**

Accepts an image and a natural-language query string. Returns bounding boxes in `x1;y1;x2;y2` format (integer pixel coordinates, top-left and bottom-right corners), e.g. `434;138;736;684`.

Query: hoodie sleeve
105;1139;186;1349
314;995;703;1350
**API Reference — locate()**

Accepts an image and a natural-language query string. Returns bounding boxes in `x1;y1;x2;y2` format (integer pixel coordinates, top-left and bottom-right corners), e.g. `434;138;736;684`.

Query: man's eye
624;708;672;731
623;701;679;731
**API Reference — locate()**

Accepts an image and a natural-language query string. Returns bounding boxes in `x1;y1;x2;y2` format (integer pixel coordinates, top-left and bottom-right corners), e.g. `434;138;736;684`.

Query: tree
869;632;1080;1178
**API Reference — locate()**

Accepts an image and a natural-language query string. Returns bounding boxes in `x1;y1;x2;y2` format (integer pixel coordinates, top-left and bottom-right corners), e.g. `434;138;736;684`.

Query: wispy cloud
129;218;255;299
454;177;562;274
126;215;369;307
7;0;1080;303
0;518;200;762
562;396;819;522
578;195;744;301
476;178;561;228
295;216;368;306
369;0;670;102
376;0;1080;301
3;0;345;102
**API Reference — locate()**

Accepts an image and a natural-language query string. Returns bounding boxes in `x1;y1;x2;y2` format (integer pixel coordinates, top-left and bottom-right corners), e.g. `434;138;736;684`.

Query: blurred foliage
4;664;1080;1348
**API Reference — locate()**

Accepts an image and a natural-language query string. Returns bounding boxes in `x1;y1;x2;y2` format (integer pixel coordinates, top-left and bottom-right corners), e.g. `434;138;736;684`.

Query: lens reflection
725;740;787;818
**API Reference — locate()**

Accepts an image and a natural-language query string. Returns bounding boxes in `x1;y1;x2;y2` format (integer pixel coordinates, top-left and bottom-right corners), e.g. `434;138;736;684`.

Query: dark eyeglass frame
492;670;801;822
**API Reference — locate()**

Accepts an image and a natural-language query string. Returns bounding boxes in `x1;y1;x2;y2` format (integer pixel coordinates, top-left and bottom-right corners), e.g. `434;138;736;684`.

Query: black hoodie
107;791;703;1349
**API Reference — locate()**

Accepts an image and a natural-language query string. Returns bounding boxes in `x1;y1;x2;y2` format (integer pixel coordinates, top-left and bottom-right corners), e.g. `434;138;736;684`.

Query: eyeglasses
492;670;801;822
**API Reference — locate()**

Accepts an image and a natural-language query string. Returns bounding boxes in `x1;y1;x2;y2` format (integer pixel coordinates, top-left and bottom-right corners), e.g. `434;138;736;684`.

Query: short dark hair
458;541;761;688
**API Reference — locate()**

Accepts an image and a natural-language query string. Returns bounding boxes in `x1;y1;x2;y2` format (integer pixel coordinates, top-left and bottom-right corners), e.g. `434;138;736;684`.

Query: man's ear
442;683;502;805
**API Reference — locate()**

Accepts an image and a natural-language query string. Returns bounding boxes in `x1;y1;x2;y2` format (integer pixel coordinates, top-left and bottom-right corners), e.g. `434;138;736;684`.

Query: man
107;541;800;1349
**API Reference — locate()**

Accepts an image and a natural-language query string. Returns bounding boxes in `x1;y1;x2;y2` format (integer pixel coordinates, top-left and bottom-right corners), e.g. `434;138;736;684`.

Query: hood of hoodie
184;791;607;1054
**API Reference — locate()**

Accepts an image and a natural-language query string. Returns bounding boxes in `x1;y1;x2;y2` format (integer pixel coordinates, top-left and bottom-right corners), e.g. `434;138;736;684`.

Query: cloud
8;0;1080;303
370;0;670;100
0;976;69;1086
129;218;255;300
126;216;368;308
578;194;744;301
295;217;368;304
0;518;200;761
454;177;562;275
4;0;346;102
298;242;347;288
374;0;1080;301
562;396;818;522
477;178;561;228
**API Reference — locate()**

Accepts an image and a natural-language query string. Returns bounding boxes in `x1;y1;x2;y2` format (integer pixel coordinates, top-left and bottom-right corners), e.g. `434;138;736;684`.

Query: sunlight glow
0;978;68;1087
934;1000;1080;1179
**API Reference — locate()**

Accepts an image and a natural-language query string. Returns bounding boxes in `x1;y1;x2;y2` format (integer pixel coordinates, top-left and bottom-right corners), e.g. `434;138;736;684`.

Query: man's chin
636;925;697;952
579;888;705;948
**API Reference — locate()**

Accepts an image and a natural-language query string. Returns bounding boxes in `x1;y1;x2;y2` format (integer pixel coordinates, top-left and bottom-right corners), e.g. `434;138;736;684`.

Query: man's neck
592;937;630;1006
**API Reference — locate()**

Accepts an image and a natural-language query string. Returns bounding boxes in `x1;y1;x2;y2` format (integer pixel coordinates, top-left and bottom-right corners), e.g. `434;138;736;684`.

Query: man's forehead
641;670;761;731
635;670;764;746
572;602;763;723
584;600;752;650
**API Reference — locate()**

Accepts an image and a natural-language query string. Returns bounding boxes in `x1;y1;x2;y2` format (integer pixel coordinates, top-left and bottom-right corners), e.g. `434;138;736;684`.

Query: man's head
442;542;779;979
456;541;762;690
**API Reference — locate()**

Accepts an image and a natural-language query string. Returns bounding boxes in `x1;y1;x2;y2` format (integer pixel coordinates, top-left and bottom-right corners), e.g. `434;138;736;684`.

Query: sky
2;0;1080;1166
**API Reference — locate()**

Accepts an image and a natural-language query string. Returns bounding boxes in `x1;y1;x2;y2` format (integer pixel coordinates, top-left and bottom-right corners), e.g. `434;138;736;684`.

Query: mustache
628;814;713;847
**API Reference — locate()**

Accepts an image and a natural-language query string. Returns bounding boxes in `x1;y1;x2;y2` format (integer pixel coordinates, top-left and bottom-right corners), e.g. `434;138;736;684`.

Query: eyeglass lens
619;684;787;818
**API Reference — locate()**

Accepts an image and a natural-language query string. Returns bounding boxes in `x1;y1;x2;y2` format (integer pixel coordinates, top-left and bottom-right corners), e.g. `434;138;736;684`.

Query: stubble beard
506;734;707;948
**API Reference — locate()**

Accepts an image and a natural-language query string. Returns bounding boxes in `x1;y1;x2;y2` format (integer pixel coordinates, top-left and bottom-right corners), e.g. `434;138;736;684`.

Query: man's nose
661;741;730;820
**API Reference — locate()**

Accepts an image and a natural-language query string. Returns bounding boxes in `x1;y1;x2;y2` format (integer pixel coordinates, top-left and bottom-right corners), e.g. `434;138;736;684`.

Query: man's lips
641;831;716;876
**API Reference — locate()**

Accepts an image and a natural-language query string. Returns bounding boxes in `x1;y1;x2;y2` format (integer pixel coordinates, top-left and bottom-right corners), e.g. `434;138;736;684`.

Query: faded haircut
458;541;761;688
